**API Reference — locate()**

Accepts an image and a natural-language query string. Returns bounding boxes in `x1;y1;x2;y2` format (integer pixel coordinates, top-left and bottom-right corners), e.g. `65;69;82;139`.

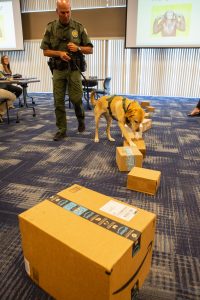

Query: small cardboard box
19;184;156;300
146;106;155;112
123;139;146;158
142;119;152;132
116;146;143;171
140;101;150;108
127;167;161;195
144;112;150;118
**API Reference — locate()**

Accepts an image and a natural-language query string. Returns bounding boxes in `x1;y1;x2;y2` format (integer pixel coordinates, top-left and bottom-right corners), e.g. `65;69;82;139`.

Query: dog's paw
94;139;99;143
109;138;115;142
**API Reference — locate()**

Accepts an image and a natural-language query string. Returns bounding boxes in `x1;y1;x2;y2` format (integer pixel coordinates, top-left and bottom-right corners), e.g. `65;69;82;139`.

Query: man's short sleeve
81;27;93;47
40;22;52;50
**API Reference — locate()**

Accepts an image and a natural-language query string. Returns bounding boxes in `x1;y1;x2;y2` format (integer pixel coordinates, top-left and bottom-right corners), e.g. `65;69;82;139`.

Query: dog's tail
90;90;97;107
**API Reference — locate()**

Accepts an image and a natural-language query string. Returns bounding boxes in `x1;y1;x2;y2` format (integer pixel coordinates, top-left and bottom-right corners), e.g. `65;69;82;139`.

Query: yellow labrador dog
90;91;145;146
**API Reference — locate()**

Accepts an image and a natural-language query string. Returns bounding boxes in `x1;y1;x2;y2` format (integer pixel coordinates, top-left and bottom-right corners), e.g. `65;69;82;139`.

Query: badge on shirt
72;30;78;38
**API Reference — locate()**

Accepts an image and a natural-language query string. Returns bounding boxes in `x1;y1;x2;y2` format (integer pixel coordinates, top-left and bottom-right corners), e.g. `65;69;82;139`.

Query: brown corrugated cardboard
116;146;143;171
142;119;152;132
18;184;156;300
127;167;161;195
140;101;150;108
123;139;146;158
125;126;141;140
144;112;150;118
146;106;155;112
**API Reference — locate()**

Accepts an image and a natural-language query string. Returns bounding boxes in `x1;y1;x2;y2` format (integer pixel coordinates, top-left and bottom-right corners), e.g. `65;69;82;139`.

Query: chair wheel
16;120;20;123
33;114;36;117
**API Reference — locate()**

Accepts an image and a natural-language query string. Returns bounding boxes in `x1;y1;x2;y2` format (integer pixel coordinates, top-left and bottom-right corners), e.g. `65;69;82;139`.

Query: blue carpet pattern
0;94;199;300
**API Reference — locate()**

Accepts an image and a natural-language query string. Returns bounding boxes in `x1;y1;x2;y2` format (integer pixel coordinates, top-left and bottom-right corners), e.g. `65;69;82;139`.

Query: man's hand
67;42;79;52
60;51;71;61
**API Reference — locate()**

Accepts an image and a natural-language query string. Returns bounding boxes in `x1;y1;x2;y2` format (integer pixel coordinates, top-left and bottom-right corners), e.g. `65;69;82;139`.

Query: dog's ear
125;109;137;118
125;103;145;122
125;102;139;118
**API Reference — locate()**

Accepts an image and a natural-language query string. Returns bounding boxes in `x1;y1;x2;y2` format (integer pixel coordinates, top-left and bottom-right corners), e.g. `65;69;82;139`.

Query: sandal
188;111;200;117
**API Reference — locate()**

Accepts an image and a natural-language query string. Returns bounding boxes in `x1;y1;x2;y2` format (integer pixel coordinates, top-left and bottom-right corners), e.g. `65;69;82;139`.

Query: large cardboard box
19;184;156;300
116;146;143;171
123;139;146;158
127;167;161;195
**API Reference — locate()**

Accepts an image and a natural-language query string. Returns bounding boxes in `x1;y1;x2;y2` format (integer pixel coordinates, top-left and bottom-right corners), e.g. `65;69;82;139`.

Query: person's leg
188;99;200;116
0;101;6;122
68;71;85;132
53;69;68;140
0;89;16;121
4;84;22;98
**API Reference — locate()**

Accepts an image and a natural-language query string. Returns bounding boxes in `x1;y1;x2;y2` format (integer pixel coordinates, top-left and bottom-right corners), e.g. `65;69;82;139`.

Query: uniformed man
40;0;93;141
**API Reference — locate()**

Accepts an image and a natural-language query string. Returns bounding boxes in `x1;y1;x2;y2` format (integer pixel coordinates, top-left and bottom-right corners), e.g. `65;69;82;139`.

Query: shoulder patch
72;30;78;38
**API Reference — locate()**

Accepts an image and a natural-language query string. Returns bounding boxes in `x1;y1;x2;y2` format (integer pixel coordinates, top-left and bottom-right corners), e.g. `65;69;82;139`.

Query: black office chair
95;77;111;98
82;78;98;109
82;78;98;95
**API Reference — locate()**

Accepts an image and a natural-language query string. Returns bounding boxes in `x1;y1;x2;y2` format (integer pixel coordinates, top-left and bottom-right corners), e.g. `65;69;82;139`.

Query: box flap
129;167;161;181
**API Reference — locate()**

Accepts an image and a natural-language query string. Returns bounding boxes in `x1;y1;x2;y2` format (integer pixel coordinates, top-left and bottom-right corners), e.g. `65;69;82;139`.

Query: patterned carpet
0;94;199;300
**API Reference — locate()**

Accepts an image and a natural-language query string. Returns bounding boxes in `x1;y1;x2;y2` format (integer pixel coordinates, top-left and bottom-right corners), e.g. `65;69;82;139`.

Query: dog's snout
133;122;142;132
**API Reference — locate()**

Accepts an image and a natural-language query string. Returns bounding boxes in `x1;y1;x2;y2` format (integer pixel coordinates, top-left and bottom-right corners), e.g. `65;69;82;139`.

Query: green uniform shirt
40;19;93;51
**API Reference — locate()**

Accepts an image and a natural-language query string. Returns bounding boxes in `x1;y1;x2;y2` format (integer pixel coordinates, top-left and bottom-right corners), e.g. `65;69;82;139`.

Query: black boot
78;119;85;132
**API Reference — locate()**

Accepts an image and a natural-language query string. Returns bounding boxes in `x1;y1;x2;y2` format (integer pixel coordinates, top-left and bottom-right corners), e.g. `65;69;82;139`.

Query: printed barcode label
100;200;137;221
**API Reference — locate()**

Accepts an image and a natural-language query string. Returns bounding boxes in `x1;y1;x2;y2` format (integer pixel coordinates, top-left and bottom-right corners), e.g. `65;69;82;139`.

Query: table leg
16;83;36;123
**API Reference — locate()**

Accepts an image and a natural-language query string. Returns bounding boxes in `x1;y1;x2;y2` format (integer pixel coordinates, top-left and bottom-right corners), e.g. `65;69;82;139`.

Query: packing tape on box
48;194;141;244
123;147;135;171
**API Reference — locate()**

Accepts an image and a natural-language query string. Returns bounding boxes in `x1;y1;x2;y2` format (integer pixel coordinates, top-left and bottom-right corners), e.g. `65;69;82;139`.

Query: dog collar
122;98;132;123
123;98;132;111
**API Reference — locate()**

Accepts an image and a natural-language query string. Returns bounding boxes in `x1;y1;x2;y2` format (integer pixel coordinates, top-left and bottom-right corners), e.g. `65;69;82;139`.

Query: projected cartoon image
153;10;185;37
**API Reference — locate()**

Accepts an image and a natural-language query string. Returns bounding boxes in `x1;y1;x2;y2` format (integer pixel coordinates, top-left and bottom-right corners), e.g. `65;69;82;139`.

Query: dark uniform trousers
53;68;85;134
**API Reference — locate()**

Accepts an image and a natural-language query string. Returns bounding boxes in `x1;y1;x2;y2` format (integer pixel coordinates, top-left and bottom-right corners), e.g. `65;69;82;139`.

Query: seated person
0;88;16;122
0;55;22;98
188;100;200;117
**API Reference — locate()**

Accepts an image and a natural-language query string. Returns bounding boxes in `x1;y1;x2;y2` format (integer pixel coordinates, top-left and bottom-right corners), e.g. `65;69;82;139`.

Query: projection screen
0;0;24;51
125;0;200;48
